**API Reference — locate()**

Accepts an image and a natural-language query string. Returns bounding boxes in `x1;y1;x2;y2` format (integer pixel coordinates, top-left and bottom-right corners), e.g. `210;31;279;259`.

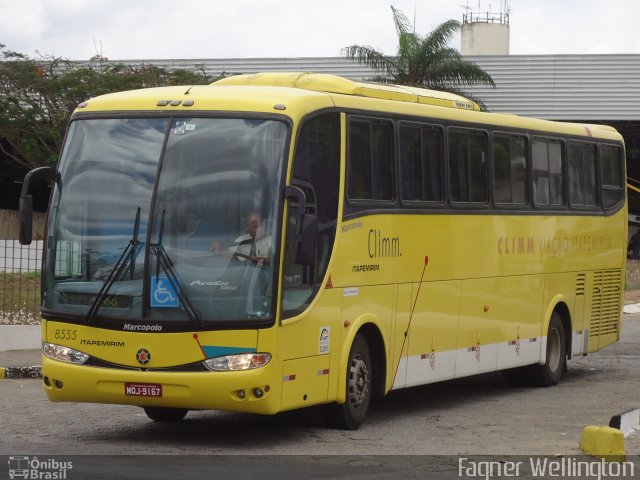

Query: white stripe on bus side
392;336;546;390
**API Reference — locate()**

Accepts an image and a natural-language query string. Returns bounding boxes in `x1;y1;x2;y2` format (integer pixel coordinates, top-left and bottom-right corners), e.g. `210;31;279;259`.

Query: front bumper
42;356;281;414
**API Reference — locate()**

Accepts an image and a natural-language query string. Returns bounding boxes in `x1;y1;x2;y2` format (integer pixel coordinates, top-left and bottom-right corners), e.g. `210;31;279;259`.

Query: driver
211;212;271;265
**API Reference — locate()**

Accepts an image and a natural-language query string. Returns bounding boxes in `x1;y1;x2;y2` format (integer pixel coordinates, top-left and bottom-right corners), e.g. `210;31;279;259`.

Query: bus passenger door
279;112;342;410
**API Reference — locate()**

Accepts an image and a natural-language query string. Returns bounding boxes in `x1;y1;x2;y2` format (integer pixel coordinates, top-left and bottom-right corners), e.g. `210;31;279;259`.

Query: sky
2;0;640;60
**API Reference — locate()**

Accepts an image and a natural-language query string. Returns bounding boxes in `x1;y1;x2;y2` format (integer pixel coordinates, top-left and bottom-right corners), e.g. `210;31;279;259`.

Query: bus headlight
203;353;271;371
43;343;89;364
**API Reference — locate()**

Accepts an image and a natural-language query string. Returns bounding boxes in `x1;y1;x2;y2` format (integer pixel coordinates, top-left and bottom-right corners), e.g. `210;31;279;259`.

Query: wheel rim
348;354;370;409
547;327;561;372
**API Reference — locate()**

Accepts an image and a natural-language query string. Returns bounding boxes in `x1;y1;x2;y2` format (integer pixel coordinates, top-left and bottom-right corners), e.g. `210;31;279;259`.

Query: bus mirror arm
285;185;317;266
19;166;54;245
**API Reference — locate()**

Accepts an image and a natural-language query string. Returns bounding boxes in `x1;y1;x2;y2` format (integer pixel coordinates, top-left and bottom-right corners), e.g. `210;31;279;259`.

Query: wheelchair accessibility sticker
151;276;180;308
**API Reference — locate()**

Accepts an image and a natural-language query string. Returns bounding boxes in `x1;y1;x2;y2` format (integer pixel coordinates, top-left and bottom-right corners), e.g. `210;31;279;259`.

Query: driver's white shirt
231;233;271;260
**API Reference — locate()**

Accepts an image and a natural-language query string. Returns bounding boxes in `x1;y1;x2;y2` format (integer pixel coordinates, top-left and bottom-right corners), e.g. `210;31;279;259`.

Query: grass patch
0;271;41;324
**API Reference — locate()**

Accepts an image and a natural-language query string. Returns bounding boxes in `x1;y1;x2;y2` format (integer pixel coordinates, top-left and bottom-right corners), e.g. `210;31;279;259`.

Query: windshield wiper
86;207;142;322
150;210;203;327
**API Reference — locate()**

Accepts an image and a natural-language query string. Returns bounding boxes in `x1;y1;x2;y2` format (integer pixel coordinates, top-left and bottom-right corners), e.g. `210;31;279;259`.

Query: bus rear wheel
527;313;566;387
143;407;189;422
327;334;372;430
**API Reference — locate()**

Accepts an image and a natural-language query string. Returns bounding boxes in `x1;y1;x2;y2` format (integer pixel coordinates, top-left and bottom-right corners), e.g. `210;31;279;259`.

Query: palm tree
342;6;495;108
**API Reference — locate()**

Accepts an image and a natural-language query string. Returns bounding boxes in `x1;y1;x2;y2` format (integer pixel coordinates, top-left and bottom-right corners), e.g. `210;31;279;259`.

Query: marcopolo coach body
20;72;626;429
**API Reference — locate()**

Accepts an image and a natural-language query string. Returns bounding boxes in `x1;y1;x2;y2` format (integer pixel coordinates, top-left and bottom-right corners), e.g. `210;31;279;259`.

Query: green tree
0;44;223;169
342;6;495;108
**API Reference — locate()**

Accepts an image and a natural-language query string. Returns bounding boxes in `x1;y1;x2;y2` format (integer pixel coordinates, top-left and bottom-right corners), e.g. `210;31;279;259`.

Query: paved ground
0;349;39;367
624;288;640;304
0;325;40;352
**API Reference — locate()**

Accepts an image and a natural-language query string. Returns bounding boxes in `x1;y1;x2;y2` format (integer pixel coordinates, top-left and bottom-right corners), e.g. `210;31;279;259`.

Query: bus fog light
43;343;89;364
55;380;64;389
253;387;264;398
237;389;246;399
203;353;271;371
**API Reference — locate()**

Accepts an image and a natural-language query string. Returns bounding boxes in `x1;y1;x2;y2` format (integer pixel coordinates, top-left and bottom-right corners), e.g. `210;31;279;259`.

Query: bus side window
532;138;563;207
568;142;597;208
347;118;394;202
493;133;527;205
601;144;625;211
449;129;488;204
399;123;443;203
282;113;341;318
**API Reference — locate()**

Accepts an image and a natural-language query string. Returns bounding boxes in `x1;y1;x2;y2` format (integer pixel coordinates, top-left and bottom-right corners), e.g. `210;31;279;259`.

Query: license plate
124;382;163;397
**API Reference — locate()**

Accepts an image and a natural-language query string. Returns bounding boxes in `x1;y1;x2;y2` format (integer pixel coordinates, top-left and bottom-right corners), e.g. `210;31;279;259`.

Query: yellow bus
20;72;626;430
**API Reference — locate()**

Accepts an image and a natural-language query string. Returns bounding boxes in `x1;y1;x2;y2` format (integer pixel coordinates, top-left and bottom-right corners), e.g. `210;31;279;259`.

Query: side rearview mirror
19;166;54;245
284;185;317;266
19;195;33;246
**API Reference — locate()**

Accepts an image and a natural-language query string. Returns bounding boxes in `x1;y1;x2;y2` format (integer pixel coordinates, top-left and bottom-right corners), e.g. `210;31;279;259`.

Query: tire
326;334;372;430
527;313;566;387
143;407;188;422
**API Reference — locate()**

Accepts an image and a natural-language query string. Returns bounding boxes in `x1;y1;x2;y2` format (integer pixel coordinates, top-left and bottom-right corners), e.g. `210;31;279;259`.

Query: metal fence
0;240;42;324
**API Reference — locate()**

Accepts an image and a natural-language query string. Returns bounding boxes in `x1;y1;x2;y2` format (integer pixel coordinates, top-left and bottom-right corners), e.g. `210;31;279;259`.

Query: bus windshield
44;116;287;326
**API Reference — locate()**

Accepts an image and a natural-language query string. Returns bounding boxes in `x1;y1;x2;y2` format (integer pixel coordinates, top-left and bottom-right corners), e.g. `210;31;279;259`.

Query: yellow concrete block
579;426;626;461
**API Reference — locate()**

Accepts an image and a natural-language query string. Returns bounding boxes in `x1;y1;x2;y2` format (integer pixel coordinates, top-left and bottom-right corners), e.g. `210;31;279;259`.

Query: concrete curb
0;365;41;379
579;426;626;461
623;303;640;314
0;325;42;378
610;408;640;438
579;408;640;460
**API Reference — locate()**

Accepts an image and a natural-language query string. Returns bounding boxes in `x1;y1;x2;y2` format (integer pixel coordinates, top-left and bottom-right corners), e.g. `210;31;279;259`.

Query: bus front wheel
327;334;372;430
143;407;189;422
528;313;566;387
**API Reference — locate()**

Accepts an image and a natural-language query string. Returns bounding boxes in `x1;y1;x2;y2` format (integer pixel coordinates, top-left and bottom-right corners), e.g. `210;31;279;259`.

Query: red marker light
424;256;429;266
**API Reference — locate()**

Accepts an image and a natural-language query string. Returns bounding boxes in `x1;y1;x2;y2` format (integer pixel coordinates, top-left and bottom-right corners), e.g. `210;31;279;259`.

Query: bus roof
213;72;481;111
212;73;621;141
74;72;622;143
74;82;335;117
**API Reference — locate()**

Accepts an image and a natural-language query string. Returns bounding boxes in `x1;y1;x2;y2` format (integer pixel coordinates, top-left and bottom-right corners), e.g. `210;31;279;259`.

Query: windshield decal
150;276;180;308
